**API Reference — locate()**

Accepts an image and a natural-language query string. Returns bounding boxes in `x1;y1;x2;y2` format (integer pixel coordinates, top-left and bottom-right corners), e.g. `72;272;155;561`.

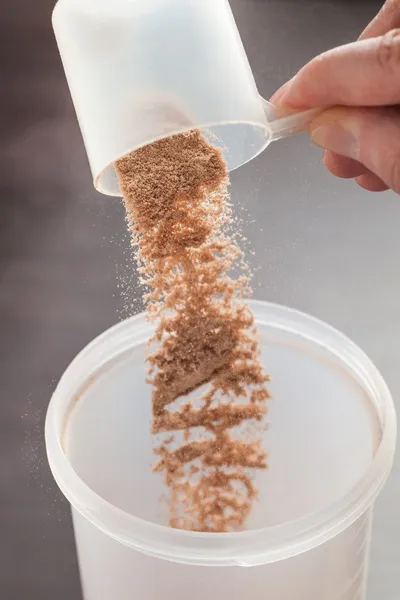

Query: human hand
271;0;400;193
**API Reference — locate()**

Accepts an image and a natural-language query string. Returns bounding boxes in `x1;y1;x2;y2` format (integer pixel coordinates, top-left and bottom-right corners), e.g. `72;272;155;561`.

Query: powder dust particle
115;130;270;533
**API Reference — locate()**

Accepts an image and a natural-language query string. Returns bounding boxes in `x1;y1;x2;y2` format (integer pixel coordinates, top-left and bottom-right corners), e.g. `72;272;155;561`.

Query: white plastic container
46;301;396;600
52;0;319;196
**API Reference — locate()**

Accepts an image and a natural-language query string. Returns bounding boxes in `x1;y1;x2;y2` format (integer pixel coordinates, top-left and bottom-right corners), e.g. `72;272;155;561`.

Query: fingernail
311;123;360;161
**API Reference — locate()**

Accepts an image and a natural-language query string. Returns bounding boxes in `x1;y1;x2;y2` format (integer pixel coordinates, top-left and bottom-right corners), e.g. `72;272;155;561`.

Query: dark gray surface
1;0;398;598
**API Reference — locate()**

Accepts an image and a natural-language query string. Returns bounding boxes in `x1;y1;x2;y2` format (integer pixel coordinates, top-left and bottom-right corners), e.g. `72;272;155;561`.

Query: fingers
310;106;400;193
360;0;400;40
356;172;389;192
323;151;368;179
269;1;400;194
270;29;400;109
323;151;389;191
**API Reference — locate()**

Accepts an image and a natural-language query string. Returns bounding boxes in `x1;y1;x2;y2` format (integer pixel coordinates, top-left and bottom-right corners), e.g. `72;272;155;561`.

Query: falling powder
115;130;270;532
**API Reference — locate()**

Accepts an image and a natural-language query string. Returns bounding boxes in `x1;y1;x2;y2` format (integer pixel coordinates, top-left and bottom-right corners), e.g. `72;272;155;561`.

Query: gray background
1;0;398;598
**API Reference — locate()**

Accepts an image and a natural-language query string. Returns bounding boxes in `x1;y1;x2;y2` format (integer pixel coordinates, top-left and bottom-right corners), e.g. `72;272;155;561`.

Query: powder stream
115;130;270;532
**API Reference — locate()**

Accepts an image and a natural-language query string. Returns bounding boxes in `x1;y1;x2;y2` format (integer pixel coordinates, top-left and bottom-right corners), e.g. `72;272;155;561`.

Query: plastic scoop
262;100;321;142
52;0;321;196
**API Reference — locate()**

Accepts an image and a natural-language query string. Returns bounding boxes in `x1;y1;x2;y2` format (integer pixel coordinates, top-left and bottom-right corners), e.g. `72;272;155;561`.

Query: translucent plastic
45;301;396;600
52;0;320;197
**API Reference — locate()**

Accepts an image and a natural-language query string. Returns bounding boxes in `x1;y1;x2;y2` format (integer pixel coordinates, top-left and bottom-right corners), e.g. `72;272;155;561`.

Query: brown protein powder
115;130;270;532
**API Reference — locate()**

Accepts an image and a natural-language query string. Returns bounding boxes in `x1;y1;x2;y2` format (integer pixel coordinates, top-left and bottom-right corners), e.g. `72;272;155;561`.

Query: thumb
310;107;400;194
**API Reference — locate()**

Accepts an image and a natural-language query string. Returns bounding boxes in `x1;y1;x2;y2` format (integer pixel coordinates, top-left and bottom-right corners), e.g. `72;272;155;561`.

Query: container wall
72;507;373;600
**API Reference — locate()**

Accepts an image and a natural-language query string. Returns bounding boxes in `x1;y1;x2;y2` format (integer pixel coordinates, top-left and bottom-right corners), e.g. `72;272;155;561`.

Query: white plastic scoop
52;0;321;196
262;100;321;142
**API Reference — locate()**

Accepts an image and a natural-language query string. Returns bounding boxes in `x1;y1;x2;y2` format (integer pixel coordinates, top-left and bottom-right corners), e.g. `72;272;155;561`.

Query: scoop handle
262;99;321;142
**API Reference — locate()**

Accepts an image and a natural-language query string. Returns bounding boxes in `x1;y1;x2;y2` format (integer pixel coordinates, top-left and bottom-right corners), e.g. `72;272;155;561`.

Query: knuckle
377;29;400;73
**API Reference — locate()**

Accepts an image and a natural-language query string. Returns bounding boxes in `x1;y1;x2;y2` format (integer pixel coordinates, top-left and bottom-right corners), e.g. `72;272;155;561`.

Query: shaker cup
46;301;396;600
52;0;319;196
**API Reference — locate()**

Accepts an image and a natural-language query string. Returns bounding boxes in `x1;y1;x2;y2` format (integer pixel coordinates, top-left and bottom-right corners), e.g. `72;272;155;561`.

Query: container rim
45;300;397;567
